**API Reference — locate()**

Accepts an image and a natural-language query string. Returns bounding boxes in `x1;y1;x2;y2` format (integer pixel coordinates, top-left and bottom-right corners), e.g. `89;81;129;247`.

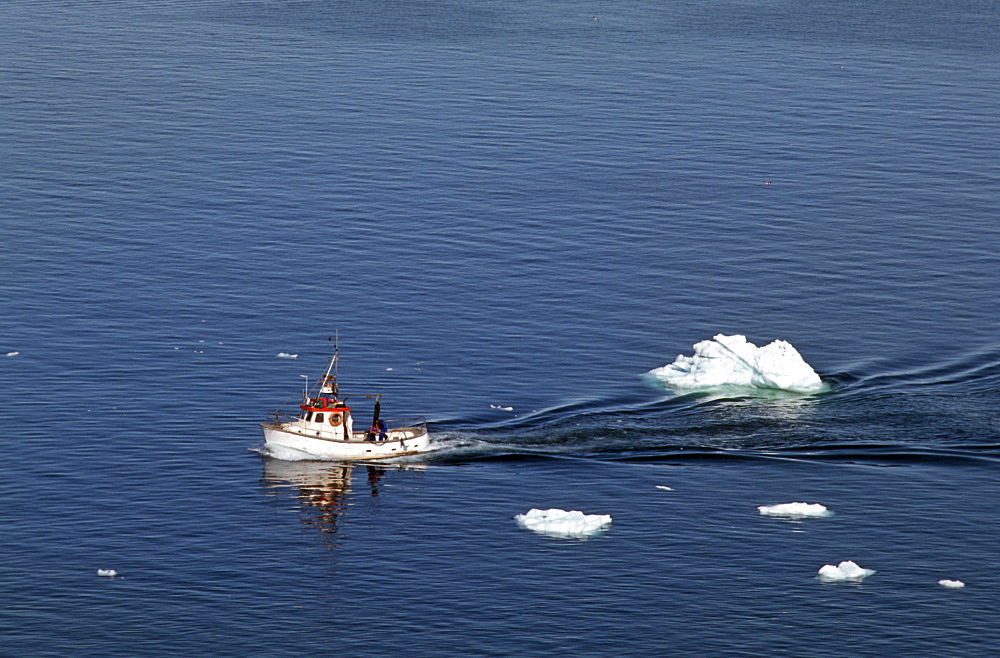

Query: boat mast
317;332;339;399
333;330;339;391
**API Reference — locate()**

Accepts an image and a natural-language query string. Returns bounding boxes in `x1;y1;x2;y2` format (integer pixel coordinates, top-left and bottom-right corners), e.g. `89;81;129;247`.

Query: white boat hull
262;422;432;460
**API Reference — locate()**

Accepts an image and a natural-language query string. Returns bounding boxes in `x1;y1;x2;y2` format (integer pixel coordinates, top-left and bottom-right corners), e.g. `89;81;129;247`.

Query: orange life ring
329;412;343;427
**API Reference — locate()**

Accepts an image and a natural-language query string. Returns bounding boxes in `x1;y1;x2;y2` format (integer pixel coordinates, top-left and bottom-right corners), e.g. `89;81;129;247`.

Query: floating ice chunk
655;485;673;491
758;502;831;519
939;579;965;589
97;569;117;577
515;508;612;538
648;334;823;393
277;353;298;359
6;351;19;357
491;404;514;411
817;561;875;582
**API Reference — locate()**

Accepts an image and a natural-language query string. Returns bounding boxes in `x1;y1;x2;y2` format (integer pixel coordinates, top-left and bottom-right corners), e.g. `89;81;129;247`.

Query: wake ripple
828;344;1000;396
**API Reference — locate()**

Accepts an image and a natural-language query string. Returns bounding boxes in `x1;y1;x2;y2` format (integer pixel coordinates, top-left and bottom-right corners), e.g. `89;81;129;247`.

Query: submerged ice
515;508;612;538
648;334;823;393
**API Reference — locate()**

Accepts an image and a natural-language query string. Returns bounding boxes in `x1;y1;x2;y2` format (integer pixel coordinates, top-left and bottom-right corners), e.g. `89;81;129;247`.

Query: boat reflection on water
261;458;424;547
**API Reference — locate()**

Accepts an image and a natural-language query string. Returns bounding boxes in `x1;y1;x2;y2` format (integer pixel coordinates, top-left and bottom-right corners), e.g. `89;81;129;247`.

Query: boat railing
384;416;428;432
263;411;427;433
263;410;300;427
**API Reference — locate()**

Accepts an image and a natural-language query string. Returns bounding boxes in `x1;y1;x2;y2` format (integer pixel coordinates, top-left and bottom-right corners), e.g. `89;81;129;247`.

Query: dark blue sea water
2;1;999;655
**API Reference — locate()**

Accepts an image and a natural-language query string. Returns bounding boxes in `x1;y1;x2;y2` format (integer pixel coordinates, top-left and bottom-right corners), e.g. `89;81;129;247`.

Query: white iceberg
97;569;117;577
515;508;612;538
939;579;965;589
277;352;298;359
648;334;824;393
491;404;514;411
6;351;19;357
817;561;875;582
758;502;831;519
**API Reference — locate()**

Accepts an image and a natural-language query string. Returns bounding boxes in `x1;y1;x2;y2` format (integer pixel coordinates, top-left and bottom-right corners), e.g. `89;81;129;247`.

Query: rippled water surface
2;0;999;655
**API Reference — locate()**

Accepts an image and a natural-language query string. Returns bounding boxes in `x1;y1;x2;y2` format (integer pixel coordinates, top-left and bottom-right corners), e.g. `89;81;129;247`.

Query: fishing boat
261;343;431;460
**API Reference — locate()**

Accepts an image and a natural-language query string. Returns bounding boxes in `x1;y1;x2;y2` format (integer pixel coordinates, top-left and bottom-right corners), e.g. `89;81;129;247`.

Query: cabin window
314;413;324;423
303;411;313;422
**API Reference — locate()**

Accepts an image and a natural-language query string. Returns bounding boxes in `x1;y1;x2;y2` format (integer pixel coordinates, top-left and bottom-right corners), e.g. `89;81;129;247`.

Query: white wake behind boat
262;345;431;460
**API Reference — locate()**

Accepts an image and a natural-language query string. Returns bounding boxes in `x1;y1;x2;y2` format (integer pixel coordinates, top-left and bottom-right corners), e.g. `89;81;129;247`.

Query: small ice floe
939;579;965;589
758;502;831;519
491;404;514;412
386;367;393;371
6;351;19;357
648;334;824;393
817;561;875;582
277;352;298;359
655;485;673;491
515;508;612;538
97;569;117;577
